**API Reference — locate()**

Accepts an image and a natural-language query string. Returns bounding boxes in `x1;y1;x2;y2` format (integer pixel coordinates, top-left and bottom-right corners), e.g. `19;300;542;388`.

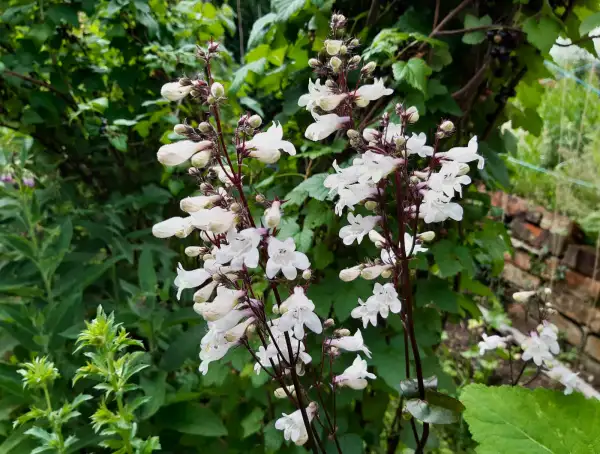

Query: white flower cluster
152;36;378;448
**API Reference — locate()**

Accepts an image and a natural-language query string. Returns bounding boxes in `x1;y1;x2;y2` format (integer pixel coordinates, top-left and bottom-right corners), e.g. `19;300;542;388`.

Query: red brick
563;244;600;279
505;195;529;216
551;285;600;334
584;335;600;363
551;312;583;347
510;218;549;248
564;269;600;300
502;262;541;290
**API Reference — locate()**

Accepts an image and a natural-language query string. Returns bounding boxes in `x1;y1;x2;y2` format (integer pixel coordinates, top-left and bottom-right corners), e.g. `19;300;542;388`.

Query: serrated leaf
271;0;306;22
293;228;314;253
523;16;561;54
241;408;265;438
392;58;432;94
461;384;600;453
230;58;267;94
285;173;330;206
462;14;492;45
239;96;264;117
247;13;277;49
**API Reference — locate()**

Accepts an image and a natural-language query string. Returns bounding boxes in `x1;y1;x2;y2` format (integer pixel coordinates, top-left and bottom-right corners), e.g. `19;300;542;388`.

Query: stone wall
490;191;600;383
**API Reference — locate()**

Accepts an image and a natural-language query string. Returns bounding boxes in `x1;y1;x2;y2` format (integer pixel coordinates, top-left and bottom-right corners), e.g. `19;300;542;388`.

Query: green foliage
461;384;600;453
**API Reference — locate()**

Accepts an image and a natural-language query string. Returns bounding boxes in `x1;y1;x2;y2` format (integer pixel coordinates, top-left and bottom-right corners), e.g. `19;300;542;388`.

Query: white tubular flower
362;128;380;143
328;329;371;358
193;280;218;303
180;194;222;213
382;123;404;144
298;79;332;112
354;78;393;104
418;231;435;242
334;355;376;390
152;216;194;238
339;265;363;282
351;297;383;328
339;213;381;245
305;113;350;141
318;93;348;111
274;385;296;399
335;183;377;216
174;263;211;300
246;121;296;163
199;332;235;375
224;317;255;342
368;230;386;247
370;282;402;314
157;140;213;166
275;402;318;446
208;307;254;332
477;333;508;355
279;286;312;312
437;136;484;169
211;165;235;186
402;232;428;256
324;160;361;196
513;290;536;303
538;321;560;355
264;201;282;228
419;190;463;224
185;246;203;257
325;39;343;55
190;206;237;234
193;287;245;321
354;151;403;184
210;82;225;98
360;264;392;280
190;149;212;168
266;237;310;280
406;133;434;158
277;288;322;339
160;81;192;101
428;161;471;197
521;332;554;366
215;228;262;269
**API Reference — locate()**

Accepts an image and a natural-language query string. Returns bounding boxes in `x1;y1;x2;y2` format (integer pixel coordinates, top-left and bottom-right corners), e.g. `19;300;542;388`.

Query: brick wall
490;191;600;383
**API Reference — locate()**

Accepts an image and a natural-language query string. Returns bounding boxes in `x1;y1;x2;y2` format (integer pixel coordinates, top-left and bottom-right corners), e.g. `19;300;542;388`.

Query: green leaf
461;384;600;453
285;173;330;206
230;58;267;94
405;399;459;424
140;371;167;419
580;12;600;36
247;13;277;49
327;434;364;454
293;228;314;253
416;277;459;313
159;325;204;372
109;134;128;152
462;14;492;45
392;58;432;94
158;403;228;437
0;425;38;454
264;421;283;452
523;16;561;54
138;248;157;295
271;0;306;22
239;96;264;117
399;376;438;398
308;272;371;321
312;243;334;270
431;240;463;278
241;408;265;438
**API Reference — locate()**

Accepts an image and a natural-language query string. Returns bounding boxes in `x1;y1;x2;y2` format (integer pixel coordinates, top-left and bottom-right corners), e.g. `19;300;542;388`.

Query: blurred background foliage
0;0;599;452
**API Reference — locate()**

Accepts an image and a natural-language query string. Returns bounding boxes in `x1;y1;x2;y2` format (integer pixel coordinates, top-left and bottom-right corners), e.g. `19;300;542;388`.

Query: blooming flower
334;355;376;390
354;78;393;104
406;133;434;158
199;331;235;375
557;370;579;395
325;39;343;55
215;228;262;269
328;329;371;358
152;216;194;238
428;161;471;197
193;286;245;321
298;79;331;112
335;183;377;216
161;81;193;101
264;201;282;228
477;333;508;355
174;263;211;300
305;113;350;141
277;288;322;339
538;321;560;355
157;140;213;166
190;206;237;234
318;93;348;111
521;332;554;366
339;213;381;245
351;296;385;327
266;237;310;280
275;403;318;446
419;190;463;223
354;151;403;184
324;160;361;196
380;233;427;264
438;136;484;169
246;122;296;163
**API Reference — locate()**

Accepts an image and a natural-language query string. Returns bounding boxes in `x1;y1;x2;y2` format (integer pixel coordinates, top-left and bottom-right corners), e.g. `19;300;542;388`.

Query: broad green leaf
462;14;492;45
431;240;463;278
312;242;334;270
271;0;306;22
241;408;265;438
405;398;459;424
159;325;204;372
461;384;600;453
239;96;264;116
157;403;228;437
0;424;38;454
247;13;277;49
416;277;459;313
138;248;157;294
285;173;330;206
523;16;561;54
580;12;600;36
327;434;364;454
400;376;438;398
392;58;432;94
140;371;167;419
293;227;314;253
230;58;267;94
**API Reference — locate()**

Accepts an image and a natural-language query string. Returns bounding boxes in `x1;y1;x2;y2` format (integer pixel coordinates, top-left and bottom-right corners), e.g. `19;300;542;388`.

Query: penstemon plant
152;13;485;454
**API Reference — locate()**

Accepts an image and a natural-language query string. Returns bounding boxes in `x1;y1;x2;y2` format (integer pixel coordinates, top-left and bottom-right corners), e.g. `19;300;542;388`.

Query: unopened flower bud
381;269;392;279
405;106;419;123
248;114;262;128
325;39;343;56
264;201;281;228
255;194;266;203
207;95;216;104
272;305;280;315
339;45;348;55
191;149;212;168
335;328;351;337
328;346;340;356
349;55;361;65
339;266;362;282
513;290;536;303
362;62;376;74
543;287;552;295
324;318;335;328
199;121;212;133
210;82;225;98
440;120;455;133
230;202;241;213
330;56;342;72
203;254;215;262
394;136;406;149
418;231;435;242
361;264;391;280
185;246;203;257
347;129;360;139
457;163;470;176
368;230;386;246
174;124;188;135
200;182;211;192
308;58;320;68
350;38;359;46
302;269;312;280
274;386;295;399
364;200;378;211
409;175;420;184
